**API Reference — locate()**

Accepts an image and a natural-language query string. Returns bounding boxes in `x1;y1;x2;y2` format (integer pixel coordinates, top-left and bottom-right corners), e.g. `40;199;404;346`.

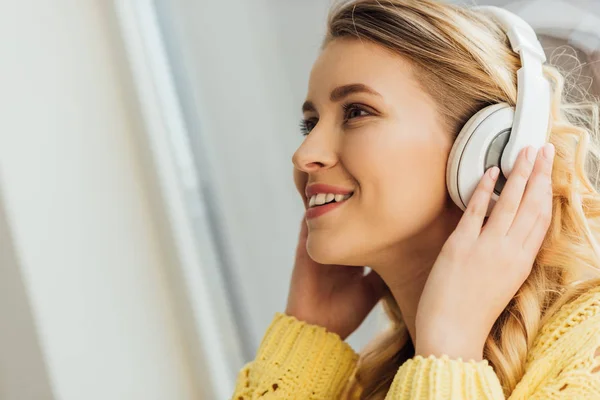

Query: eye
299;118;317;136
343;104;371;121
299;104;373;136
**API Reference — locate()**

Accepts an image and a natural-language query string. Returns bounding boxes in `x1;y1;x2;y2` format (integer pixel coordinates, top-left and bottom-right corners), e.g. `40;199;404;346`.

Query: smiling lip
304;183;354;220
305;199;350;219
305;183;354;199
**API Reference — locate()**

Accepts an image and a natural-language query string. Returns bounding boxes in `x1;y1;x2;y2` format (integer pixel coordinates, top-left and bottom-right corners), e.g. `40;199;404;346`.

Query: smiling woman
231;0;600;399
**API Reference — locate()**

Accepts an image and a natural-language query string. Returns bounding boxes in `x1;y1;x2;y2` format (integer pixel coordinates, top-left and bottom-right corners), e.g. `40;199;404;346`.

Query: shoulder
528;282;600;364
511;283;600;398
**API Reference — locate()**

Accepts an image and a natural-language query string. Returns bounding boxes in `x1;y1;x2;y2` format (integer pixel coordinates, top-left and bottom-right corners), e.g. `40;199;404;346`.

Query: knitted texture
232;313;359;399
384;355;504;399
232;286;600;399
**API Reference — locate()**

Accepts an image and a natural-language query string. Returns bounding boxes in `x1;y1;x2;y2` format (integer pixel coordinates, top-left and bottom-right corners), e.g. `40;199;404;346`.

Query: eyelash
299;103;371;136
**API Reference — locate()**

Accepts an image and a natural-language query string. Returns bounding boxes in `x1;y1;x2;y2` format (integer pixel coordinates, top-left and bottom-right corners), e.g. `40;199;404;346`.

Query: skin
286;38;554;361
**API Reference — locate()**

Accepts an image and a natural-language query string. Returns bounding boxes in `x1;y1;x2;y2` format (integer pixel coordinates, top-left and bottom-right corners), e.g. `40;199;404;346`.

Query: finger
508;143;555;243
523;202;552;257
454;165;500;240
485;146;537;236
523;146;555;255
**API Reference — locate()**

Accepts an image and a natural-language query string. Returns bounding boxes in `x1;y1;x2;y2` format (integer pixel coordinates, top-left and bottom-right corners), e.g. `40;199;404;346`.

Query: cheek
379;166;447;231
345;129;449;236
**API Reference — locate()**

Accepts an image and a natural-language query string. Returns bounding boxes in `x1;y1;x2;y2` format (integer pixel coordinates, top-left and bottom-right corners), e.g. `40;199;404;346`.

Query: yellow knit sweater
231;285;600;399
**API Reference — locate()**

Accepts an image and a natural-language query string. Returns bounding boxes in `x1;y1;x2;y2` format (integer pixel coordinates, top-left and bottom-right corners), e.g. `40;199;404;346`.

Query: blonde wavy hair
321;1;600;398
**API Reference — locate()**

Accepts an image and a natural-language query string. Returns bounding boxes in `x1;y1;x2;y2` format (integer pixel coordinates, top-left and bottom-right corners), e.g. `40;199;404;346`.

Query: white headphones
446;6;552;216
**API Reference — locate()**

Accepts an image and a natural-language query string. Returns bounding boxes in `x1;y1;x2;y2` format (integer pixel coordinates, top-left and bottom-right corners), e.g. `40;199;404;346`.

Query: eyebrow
301;83;382;113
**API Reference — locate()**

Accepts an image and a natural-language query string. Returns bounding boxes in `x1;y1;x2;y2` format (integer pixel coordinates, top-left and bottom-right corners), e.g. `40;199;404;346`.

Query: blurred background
0;0;599;399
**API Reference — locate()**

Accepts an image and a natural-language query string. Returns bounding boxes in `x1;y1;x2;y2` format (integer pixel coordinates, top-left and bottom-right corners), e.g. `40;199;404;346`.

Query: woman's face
293;38;457;267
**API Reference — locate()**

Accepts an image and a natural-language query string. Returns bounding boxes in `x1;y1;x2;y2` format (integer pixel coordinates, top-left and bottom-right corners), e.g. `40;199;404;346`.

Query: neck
371;201;462;345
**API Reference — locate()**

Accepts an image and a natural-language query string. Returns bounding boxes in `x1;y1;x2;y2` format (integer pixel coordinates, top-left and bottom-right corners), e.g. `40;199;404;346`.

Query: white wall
0;1;200;399
0;189;54;400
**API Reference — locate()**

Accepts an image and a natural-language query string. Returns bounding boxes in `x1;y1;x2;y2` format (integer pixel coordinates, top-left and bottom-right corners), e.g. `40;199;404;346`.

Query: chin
306;230;361;266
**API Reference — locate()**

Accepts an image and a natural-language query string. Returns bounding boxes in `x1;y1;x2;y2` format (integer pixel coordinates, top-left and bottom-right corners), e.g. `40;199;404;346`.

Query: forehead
307;38;420;99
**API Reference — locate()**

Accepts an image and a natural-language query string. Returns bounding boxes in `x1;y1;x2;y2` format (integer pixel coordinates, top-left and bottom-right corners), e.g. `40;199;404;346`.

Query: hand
285;217;387;340
415;143;555;361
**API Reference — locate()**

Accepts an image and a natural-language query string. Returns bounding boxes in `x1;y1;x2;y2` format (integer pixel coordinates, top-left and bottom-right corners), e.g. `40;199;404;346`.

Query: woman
232;0;600;398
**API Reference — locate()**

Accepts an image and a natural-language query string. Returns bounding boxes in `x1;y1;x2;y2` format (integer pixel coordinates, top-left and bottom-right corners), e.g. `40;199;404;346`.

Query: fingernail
489;166;500;180
543;143;555;160
526;146;536;163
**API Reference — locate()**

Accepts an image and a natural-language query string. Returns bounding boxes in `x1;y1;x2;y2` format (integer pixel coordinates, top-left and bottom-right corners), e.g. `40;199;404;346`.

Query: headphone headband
473;6;551;177
446;5;553;214
473;6;546;62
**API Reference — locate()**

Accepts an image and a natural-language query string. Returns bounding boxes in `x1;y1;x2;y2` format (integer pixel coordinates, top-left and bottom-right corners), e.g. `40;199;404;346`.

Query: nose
291;128;338;174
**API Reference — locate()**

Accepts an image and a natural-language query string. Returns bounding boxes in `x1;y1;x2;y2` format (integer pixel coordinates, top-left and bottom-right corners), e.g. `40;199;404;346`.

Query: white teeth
315;193;327;205
308;192;353;208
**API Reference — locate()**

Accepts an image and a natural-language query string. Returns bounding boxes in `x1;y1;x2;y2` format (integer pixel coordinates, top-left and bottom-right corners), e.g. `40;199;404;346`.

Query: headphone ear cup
446;103;515;215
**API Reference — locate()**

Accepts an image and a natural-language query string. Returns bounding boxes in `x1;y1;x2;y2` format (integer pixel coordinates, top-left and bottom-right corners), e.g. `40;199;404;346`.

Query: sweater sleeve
383;287;600;400
231;312;359;399
513;293;600;399
383;355;505;399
